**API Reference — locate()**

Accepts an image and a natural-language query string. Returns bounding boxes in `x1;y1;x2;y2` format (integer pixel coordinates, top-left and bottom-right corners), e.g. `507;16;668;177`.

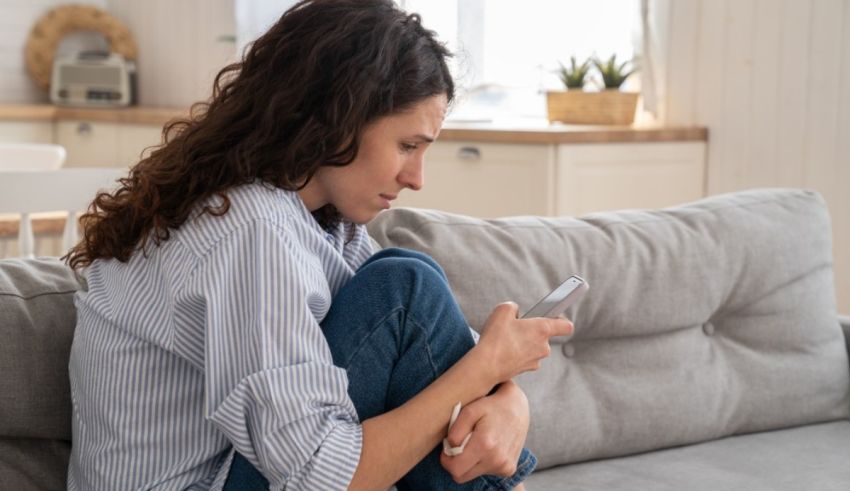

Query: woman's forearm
347;343;498;490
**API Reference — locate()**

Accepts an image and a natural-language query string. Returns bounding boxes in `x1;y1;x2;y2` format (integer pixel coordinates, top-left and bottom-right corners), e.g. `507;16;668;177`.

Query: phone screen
521;275;588;319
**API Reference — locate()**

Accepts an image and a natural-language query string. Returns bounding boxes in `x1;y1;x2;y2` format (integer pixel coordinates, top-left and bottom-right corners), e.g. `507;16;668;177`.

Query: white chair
0;169;126;258
0;143;67;171
0;143;68;258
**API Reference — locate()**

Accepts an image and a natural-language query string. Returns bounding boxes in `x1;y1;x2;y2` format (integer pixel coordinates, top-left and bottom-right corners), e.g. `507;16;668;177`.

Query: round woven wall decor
24;4;138;90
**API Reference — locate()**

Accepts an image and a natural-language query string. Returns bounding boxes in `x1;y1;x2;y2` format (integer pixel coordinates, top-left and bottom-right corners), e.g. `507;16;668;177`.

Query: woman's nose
399;158;424;191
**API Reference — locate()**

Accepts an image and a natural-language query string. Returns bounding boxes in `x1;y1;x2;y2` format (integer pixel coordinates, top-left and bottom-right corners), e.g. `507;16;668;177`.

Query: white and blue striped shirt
67;183;374;490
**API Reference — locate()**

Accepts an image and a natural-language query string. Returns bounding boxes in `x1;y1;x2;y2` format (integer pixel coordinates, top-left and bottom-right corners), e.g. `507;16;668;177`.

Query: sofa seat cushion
525;421;850;491
0;438;70;491
367;189;850;469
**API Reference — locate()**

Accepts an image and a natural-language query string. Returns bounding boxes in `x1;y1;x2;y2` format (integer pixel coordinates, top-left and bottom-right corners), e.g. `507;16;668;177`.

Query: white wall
0;0;106;103
234;0;297;56
98;0;236;107
651;0;850;313
0;0;236;107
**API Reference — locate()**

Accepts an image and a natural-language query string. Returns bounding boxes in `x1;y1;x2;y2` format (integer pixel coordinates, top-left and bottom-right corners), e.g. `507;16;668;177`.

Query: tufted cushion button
562;343;575;358
703;322;715;336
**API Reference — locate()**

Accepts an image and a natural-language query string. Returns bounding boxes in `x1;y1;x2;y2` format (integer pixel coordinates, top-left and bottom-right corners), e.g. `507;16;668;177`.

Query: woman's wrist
462;343;504;396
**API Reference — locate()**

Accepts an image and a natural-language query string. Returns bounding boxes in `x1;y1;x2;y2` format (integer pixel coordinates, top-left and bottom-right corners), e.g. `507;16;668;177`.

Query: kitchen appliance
50;51;136;107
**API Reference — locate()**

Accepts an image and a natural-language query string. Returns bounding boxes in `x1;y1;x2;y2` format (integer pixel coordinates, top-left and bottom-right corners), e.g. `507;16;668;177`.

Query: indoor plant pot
545;89;639;125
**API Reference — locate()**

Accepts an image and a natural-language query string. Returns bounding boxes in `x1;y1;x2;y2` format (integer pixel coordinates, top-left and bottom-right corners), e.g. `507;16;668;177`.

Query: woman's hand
474;302;573;383
439;380;530;483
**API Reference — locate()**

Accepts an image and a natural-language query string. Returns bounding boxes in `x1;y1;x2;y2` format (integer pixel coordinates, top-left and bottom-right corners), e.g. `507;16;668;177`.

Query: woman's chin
342;208;381;225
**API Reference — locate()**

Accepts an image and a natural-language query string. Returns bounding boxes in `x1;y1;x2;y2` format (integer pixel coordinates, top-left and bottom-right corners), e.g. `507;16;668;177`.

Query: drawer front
0;121;54;144
557;142;707;216
56;120;121;167
57;121;163;168
118;123;165;167
394;141;555;218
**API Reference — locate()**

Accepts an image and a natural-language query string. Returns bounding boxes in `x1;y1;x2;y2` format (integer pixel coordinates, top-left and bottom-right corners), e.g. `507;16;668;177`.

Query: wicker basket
546;90;639;125
24;5;138;91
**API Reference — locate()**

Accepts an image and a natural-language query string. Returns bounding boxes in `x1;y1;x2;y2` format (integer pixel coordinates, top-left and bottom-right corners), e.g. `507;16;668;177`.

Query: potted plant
556;56;592;89
593;54;637;90
546;54;639;125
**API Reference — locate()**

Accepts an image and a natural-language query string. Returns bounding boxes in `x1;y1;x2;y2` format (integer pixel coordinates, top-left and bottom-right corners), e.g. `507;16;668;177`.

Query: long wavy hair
65;0;454;270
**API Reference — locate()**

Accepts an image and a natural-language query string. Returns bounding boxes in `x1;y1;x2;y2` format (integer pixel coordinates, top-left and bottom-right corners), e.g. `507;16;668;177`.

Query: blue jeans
224;247;537;490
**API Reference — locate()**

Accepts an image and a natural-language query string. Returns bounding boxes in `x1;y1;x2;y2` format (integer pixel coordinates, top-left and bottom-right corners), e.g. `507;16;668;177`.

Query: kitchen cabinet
0;121;54;144
0;105;708;218
395;142;557;217
555;141;706;216
394;140;706;218
56;120;162;167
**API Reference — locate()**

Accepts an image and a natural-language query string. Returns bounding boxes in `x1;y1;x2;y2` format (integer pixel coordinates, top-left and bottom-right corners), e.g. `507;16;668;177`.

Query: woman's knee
360;247;447;282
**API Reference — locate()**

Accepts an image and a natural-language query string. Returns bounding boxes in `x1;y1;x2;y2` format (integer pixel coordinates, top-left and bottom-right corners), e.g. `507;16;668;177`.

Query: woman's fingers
546;317;574;337
439;445;481;483
442;426;519;482
479;303;577;380
446;403;481;447
458;455;516;482
494;301;519;320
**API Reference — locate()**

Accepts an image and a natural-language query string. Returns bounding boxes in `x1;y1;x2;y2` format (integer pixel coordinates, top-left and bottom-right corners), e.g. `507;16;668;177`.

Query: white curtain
235;0;298;55
637;0;664;118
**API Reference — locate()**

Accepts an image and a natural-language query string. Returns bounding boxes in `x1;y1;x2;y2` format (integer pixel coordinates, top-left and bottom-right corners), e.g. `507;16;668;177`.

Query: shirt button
562;343;575;358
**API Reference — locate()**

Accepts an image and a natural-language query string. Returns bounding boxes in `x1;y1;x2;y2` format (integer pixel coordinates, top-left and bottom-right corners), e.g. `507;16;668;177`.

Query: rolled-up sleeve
181;217;362;490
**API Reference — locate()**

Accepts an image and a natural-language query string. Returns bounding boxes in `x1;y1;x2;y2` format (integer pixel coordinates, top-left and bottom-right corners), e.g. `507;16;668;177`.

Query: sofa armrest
840;315;850;355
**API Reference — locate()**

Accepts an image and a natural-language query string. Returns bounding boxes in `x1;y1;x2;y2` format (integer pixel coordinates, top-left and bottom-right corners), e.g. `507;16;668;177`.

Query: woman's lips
379;194;397;209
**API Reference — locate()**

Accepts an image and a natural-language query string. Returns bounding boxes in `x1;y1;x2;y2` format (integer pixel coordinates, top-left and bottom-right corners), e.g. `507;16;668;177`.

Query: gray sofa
2;188;849;490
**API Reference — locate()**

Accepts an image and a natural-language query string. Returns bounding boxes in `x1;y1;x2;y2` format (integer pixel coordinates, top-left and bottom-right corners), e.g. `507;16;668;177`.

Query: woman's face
298;94;448;224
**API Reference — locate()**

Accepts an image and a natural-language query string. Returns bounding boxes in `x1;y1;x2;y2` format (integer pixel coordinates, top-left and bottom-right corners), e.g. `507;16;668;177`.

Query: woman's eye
400;143;418;153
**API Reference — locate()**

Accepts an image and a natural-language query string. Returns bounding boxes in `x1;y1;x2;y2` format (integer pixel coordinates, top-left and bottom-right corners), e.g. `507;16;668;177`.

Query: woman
65;1;573;489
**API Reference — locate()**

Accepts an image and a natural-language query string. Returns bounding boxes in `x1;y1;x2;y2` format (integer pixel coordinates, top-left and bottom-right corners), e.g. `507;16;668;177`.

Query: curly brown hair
64;0;454;270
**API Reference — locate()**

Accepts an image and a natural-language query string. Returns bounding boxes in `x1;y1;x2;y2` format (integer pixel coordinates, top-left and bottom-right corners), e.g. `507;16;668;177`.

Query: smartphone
520;275;589;319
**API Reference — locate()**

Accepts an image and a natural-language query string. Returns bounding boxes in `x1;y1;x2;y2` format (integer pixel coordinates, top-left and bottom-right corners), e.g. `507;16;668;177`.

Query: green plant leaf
592;53;637;89
556;55;592;89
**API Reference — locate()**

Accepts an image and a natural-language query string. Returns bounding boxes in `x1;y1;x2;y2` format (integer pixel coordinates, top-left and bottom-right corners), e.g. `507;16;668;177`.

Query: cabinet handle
76;122;92;135
457;146;481;161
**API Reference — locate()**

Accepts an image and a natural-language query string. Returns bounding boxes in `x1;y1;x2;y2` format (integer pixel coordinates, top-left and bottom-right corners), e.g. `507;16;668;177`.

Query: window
235;0;299;54
235;1;640;119
402;0;640;119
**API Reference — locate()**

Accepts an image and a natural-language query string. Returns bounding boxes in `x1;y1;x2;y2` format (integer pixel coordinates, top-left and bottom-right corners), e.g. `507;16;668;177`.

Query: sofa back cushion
0;258;81;440
367;188;850;469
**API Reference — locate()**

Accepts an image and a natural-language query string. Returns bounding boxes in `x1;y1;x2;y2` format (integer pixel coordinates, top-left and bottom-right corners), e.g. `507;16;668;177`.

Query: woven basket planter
546;90;639;125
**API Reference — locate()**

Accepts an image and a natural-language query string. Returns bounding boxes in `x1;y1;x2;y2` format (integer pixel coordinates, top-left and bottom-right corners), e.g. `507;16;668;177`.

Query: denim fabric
224;248;536;490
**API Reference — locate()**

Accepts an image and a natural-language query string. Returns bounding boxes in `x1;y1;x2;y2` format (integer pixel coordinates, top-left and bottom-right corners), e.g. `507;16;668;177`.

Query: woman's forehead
379;94;448;135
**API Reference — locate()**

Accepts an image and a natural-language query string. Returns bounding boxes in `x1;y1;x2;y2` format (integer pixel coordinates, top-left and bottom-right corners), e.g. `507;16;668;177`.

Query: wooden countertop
1;104;707;144
439;122;706;144
0;104;187;125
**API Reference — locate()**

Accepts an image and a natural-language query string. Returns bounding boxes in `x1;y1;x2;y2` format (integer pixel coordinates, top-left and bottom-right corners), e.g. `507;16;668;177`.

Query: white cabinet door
118;123;165;167
57;121;163;168
0;122;54;144
56;120;121;167
556;142;707;216
394;141;556;218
